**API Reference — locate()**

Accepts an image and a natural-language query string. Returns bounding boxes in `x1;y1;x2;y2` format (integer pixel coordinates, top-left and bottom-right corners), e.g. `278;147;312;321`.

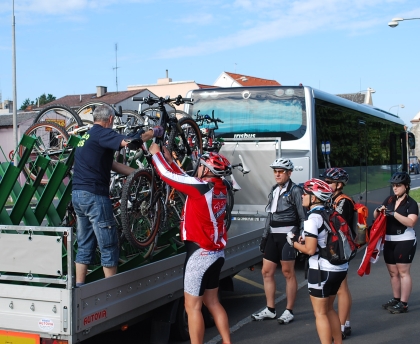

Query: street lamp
230;76;248;87
388;17;420;28
389;104;405;115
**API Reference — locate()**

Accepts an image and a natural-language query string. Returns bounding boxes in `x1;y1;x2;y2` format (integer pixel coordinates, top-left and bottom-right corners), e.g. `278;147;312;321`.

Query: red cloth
357;213;386;276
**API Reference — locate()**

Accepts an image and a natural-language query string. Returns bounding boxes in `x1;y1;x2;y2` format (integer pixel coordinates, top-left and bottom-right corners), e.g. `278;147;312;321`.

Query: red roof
39;89;147;109
197;83;217;89
225;72;281;86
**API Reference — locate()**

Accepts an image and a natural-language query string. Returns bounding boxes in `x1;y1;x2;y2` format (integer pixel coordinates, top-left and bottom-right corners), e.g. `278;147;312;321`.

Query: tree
19;93;56;110
19;98;31;110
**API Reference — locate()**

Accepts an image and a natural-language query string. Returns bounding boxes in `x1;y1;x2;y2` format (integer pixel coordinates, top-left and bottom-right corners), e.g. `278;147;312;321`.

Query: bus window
189;87;307;141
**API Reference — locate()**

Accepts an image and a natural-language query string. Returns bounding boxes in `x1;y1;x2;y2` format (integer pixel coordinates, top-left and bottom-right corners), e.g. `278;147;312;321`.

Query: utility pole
12;0;18;164
113;43;119;92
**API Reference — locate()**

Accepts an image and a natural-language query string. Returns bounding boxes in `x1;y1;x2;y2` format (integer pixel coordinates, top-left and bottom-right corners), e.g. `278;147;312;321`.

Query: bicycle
194;110;225;152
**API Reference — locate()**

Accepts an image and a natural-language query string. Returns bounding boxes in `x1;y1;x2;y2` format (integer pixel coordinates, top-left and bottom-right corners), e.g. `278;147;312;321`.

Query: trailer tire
171;297;189;341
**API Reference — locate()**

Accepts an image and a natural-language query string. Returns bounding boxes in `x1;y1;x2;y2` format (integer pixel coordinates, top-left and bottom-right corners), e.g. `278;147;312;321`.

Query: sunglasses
273;169;287;174
392;183;403;188
325;180;337;184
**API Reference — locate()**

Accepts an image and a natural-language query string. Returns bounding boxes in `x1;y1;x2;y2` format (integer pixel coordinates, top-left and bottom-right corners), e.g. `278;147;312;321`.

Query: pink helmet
303;178;333;202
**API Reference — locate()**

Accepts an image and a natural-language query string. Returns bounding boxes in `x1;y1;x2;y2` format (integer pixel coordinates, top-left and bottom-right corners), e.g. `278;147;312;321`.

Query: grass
410;188;420;203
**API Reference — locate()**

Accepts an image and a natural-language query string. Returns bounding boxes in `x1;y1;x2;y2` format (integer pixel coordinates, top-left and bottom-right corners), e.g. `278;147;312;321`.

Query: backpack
334;194;369;246
317;209;358;265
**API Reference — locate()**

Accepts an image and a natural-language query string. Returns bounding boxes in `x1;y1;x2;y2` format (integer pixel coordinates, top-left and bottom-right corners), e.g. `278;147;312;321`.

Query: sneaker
277;309;294;324
251;307;276;321
382;298;399;309
342;326;351;339
388;301;408;314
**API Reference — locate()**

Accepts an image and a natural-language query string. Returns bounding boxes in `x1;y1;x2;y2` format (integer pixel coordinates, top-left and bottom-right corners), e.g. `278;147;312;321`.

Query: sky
0;0;419;127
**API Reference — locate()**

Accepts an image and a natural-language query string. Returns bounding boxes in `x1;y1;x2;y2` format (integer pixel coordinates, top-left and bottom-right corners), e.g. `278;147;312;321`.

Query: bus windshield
189;86;307;140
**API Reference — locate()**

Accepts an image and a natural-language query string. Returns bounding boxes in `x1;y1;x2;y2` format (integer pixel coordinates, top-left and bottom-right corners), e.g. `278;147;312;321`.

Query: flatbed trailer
0;221;264;344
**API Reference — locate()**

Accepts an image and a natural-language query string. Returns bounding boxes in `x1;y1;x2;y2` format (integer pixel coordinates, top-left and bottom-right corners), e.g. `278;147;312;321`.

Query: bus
185;86;415;221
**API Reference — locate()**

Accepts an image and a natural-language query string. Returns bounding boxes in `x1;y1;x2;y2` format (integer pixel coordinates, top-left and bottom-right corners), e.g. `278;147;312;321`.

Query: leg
103;266;117;278
310;296;334;344
203;288;231;344
75;263;88;285
386;263;401;299
261;258;278;308
337;275;351;325
396;263;412;302
280;259;297;310
184;292;205;344
327;295;342;344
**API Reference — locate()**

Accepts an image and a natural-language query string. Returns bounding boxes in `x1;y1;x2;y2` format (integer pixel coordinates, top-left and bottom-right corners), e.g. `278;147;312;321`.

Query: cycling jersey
152;152;228;251
303;206;348;272
382;195;418;240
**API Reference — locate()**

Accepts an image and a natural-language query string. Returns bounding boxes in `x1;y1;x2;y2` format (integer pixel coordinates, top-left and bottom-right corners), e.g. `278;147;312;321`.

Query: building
213;71;281;88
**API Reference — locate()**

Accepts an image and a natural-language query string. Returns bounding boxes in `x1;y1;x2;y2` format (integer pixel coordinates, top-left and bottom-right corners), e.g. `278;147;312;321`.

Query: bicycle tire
168;109;191;120
76;101;106;125
33;104;83;133
120;169;162;249
20;121;71;185
168;117;203;176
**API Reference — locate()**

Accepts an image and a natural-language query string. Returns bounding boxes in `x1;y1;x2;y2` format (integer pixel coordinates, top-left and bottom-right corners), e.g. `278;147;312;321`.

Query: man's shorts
263;233;297;263
73;190;119;267
183;241;225;297
307;268;347;298
384;239;417;264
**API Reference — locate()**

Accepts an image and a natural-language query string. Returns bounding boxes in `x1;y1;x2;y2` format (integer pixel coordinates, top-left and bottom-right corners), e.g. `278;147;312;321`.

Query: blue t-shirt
72;124;128;196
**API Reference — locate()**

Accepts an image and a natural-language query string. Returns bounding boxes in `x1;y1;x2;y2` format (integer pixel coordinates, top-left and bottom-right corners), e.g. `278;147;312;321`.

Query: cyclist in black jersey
374;172;418;314
323;167;353;339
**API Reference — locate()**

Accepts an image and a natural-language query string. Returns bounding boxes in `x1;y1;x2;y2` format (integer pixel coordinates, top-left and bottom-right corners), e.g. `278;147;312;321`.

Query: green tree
19;98;31;110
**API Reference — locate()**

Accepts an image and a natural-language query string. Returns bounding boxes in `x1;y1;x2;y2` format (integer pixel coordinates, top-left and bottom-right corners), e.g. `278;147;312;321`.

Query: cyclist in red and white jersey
149;143;232;344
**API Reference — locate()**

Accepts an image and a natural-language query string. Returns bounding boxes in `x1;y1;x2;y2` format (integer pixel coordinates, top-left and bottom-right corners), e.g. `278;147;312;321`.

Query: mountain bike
194;110;225;152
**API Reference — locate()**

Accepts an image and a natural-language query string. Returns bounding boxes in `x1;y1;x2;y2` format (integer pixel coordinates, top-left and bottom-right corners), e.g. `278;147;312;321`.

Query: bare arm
293;236;318;256
111;161;135;176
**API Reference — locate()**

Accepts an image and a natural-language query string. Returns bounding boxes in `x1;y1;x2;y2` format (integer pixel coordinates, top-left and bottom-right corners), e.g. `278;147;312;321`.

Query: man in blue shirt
72;104;161;286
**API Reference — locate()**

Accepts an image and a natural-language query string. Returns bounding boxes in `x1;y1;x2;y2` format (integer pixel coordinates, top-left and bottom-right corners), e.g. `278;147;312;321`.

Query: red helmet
303;178;333;202
200;152;232;176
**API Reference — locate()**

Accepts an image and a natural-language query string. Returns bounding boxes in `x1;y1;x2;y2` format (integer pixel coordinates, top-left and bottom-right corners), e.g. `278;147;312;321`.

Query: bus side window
408;132;415;150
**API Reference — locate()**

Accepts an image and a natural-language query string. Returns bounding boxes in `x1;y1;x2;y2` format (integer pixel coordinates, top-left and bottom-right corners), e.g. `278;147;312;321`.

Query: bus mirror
408;132;415;150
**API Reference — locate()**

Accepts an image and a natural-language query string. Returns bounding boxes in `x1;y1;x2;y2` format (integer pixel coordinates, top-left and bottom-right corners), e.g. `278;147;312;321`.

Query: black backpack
317;208;358;265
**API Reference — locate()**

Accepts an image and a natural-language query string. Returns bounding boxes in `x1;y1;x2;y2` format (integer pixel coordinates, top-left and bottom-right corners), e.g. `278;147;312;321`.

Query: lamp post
388;17;420;28
388;104;405;115
230;76;248;87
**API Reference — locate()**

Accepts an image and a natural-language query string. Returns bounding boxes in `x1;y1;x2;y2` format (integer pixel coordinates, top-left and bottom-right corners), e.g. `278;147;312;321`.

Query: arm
111;161;135;176
293;236;318;256
291;185;307;232
119;128;155;148
393;213;418;228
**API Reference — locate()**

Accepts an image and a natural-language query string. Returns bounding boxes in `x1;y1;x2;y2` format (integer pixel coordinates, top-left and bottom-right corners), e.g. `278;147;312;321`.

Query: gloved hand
126;139;143;151
286;231;298;247
385;209;395;217
152;126;164;138
259;237;267;253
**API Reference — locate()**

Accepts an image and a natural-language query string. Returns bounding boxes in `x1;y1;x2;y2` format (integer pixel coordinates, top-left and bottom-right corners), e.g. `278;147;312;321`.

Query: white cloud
155;0;418;59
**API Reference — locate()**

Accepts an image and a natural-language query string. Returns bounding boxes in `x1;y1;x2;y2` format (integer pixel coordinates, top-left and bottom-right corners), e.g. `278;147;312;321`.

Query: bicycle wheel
168;117;203;176
33;104;83;133
20;121;71;185
120;110;144;127
120;169;162;249
168;109;191;120
76;101;106;125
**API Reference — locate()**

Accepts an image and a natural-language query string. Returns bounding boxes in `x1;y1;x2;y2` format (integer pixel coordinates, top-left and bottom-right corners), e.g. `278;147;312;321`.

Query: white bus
186;86;414;221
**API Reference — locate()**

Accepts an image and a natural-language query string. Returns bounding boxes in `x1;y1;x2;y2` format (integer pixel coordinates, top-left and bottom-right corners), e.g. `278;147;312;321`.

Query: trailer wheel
171;297;189;341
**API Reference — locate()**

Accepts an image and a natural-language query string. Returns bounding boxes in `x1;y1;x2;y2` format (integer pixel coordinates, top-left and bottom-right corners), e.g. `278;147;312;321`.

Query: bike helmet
200;152;232;176
389;172;410;185
303;178;333;202
322;167;349;185
270;158;294;171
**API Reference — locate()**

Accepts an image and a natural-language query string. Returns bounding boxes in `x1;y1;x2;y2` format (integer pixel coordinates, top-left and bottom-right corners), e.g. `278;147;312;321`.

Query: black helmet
322;167;349;185
389;172;410;185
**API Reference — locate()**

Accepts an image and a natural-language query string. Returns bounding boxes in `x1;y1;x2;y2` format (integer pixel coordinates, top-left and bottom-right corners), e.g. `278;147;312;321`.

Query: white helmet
270;158;294;171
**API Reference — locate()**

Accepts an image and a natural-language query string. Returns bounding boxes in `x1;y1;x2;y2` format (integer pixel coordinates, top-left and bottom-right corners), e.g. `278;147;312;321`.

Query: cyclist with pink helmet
288;178;347;344
149;143;232;344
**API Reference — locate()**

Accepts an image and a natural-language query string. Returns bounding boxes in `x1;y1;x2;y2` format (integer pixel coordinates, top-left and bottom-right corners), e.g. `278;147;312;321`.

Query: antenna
113;43;119;92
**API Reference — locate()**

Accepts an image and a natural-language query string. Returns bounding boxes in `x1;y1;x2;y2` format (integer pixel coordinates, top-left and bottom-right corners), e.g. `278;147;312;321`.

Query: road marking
205;279;308;344
233;275;266;290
